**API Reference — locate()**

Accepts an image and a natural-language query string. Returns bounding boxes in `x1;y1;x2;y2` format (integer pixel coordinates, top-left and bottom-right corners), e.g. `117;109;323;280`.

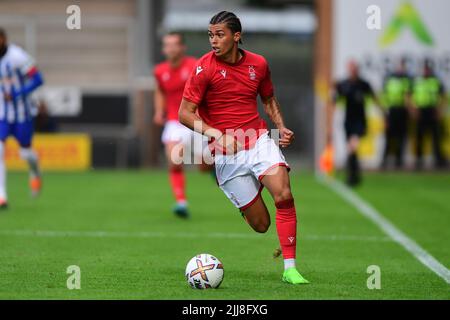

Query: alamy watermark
169;121;285;169
366;265;381;289
66;265;81;289
366;5;382;30
66;5;81;30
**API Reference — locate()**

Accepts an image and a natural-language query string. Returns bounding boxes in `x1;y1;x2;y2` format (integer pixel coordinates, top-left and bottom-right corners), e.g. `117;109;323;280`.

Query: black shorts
344;120;366;139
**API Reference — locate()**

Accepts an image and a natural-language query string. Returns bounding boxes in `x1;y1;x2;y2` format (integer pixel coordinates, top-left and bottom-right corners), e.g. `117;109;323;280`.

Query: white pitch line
318;173;450;285
0;229;392;242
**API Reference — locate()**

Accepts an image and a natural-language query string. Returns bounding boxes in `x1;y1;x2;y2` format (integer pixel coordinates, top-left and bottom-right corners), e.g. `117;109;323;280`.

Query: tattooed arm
261;96;294;148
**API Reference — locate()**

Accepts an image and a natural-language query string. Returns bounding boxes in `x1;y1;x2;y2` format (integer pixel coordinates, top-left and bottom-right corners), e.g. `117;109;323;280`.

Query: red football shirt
183;49;274;145
154;56;197;121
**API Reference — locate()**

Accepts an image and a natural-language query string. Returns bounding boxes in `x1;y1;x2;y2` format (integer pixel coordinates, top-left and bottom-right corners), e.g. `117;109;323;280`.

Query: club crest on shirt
248;65;256;80
220;69;227;78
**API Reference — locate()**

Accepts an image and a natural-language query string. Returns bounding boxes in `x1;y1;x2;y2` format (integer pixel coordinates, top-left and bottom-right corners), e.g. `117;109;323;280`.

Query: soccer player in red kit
179;11;309;284
153;32;198;218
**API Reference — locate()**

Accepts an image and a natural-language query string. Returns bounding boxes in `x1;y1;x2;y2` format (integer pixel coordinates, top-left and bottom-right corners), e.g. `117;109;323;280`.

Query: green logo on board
380;1;434;48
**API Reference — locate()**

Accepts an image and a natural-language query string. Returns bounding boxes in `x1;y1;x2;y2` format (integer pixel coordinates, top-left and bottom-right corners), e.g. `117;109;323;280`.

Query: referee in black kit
328;60;384;186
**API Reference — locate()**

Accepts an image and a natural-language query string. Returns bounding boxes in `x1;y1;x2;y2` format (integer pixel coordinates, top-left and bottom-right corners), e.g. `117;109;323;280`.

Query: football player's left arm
261;95;294;148
5;49;44;101
11;67;44;101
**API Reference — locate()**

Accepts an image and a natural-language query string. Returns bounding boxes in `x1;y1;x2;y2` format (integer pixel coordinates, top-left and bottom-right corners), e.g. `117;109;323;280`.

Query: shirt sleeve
258;61;274;99
13;47;37;76
183;63;210;105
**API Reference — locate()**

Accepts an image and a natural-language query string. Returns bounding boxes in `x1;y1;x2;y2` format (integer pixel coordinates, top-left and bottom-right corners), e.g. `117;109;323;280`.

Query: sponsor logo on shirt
220;69;227;78
196;66;203;75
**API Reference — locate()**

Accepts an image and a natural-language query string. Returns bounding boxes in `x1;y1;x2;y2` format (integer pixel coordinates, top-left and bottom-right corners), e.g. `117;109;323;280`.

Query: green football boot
282;267;310;285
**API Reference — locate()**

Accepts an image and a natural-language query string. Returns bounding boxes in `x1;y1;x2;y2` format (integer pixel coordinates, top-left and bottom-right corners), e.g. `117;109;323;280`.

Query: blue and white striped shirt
0;44;39;123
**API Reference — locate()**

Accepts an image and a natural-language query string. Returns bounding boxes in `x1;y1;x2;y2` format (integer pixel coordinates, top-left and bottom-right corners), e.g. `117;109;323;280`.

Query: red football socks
169;167;186;203
275;198;297;259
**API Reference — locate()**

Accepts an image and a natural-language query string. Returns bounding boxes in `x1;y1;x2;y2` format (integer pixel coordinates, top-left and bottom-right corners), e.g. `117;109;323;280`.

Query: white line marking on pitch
0;229;392;242
318;173;450;285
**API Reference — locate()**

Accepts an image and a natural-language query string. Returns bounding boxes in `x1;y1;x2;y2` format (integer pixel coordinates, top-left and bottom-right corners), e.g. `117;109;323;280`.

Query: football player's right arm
180;63;222;140
153;83;166;126
180;62;239;154
179;98;221;140
179;99;238;154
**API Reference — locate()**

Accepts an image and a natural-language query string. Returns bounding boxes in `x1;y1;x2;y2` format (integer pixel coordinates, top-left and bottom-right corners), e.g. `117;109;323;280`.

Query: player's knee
19;148;30;159
252;219;270;233
273;189;293;204
246;213;270;233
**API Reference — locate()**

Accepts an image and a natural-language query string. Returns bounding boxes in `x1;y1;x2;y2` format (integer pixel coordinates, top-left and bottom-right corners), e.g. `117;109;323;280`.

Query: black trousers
383;107;408;167
416;107;446;166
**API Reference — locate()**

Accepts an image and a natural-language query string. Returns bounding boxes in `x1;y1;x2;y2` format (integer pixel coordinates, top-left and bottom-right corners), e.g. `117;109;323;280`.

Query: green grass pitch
0;169;448;299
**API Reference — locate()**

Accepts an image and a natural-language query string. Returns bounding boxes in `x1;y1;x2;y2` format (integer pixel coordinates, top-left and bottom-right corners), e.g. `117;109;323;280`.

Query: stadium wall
0;0;162;169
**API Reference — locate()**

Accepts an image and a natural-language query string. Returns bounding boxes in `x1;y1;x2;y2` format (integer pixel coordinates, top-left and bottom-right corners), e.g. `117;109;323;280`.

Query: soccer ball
185;253;224;289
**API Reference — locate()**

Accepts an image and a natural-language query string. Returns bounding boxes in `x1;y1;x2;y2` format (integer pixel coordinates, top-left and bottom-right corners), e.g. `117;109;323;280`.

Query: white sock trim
284;258;296;270
19;148;40;178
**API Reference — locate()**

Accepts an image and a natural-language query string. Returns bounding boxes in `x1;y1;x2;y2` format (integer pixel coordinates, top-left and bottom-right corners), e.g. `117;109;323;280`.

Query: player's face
162;35;185;62
208;23;240;57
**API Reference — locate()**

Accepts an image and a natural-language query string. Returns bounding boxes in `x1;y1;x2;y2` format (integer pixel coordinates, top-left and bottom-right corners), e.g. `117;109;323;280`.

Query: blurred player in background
179;11;309;284
153;32;197;218
328;60;383;186
411;59;448;170
381;58;412;169
0;28;43;209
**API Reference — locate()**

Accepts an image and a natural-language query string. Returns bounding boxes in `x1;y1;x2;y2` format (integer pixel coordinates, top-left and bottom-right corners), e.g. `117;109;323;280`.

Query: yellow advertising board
5;134;92;171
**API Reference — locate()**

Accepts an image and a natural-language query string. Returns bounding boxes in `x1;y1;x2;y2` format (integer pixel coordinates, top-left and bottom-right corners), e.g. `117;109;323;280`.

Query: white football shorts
161;120;210;164
214;132;289;211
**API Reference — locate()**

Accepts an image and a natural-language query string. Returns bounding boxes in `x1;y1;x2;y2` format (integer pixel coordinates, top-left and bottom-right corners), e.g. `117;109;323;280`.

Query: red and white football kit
154;56;197;145
154;56;206;205
183;49;289;210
